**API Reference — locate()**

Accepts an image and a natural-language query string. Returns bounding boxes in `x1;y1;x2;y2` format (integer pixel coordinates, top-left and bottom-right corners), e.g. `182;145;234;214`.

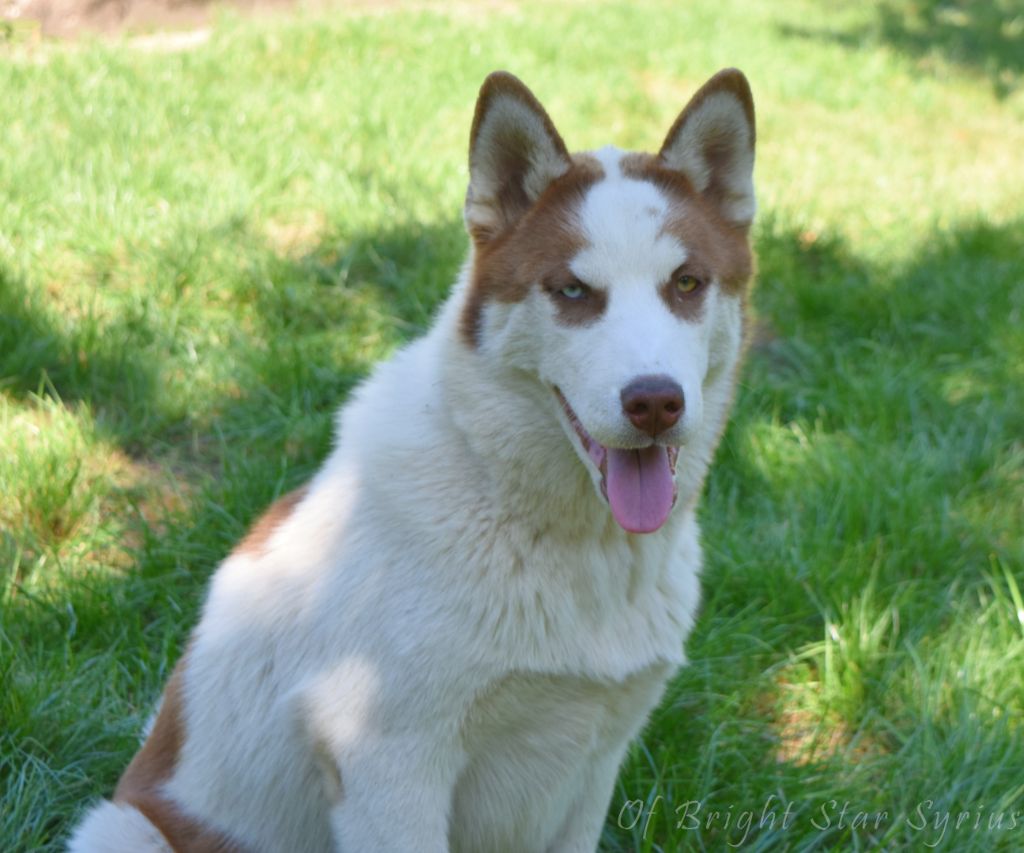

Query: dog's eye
558;282;589;300
675;274;701;294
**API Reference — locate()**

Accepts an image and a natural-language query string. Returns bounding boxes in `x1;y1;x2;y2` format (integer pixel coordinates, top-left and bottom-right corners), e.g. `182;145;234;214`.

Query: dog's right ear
465;72;572;245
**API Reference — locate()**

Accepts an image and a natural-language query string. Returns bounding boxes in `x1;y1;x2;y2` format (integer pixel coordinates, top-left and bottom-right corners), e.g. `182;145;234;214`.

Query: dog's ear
658;69;756;228
465;72;572;244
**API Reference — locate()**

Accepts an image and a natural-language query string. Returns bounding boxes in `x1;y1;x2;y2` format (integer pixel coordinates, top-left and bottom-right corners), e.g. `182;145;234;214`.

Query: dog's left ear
465;72;572;245
659;69;756;228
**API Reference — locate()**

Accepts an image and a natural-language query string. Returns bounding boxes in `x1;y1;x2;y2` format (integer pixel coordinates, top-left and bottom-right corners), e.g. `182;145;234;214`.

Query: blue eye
560;284;586;299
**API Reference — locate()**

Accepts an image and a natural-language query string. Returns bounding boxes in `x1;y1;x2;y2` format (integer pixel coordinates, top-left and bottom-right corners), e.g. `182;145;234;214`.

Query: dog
68;67;756;852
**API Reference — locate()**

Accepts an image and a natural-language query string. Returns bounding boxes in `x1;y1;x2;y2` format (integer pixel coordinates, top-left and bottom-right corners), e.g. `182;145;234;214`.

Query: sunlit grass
1;0;1022;849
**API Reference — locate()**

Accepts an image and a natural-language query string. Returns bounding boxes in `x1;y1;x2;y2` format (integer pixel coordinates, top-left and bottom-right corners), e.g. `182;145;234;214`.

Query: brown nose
621;375;684;437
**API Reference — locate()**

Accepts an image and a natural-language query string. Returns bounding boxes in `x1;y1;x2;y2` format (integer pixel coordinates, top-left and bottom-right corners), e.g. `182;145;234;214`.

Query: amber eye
675;274;700;294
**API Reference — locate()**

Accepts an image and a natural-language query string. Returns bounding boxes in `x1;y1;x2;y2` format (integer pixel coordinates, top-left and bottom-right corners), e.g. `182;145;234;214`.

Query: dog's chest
449;664;671;852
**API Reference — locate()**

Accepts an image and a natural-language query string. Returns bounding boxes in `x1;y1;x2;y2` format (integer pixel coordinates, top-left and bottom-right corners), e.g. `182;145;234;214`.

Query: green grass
1;0;1022;849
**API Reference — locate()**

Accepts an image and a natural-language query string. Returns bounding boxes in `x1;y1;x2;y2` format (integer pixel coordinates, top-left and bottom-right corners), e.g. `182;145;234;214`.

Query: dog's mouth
554;388;679;534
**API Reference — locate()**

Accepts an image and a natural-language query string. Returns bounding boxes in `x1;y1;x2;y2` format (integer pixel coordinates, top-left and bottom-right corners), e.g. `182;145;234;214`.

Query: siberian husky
69;68;756;852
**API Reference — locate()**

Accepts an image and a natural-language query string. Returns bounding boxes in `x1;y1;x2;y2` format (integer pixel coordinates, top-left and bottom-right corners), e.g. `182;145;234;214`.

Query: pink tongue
606;446;675;533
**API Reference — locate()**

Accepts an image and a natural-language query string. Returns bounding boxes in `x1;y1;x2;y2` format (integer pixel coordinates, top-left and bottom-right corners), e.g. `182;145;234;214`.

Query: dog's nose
620;375;684;437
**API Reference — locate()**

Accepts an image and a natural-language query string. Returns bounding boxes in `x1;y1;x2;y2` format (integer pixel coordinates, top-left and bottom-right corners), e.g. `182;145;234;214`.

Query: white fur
66;801;172;853
481;147;745;508
71;73;754;853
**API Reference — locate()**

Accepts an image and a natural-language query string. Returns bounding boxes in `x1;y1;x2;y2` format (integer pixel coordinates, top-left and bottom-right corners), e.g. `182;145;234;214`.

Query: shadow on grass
0;210;464;492
614;217;1024;849
0;208;463;590
5;208;1020;646
185;213;466;547
779;0;1024;97
0;266;158;423
750;214;1024;435
4;211;1022;850
1;210;467;587
712;215;1023;609
1;214;464;849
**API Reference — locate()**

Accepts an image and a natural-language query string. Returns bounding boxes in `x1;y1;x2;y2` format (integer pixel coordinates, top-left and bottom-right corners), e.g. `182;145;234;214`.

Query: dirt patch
3;0;285;38
1;0;520;39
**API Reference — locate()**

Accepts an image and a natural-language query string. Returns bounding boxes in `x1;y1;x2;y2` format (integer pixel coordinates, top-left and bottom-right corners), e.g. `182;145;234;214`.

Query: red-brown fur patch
461;155;604;346
541;273;609;327
621;153;754;296
234;485;309;558
108;485;311;849
658;265;711;322
113;658;246;852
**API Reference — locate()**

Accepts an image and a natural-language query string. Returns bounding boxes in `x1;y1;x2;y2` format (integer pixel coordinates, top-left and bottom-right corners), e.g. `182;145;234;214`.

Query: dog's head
460;70;756;534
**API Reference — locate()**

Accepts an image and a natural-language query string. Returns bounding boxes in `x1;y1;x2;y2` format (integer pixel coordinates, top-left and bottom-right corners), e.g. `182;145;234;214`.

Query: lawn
1;0;1022;849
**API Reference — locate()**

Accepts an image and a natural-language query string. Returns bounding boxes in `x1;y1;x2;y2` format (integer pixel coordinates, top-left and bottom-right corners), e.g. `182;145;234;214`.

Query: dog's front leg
551;666;674;852
322;731;462;852
548;744;632;853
